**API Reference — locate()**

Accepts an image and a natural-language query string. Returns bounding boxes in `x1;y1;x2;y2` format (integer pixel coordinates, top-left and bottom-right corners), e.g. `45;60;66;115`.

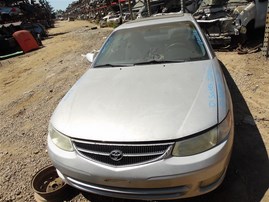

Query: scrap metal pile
63;0;202;26
0;0;53;58
64;0;134;21
63;0;267;47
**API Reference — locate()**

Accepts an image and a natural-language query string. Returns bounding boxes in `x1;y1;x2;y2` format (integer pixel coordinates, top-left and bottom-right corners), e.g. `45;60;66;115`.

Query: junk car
193;0;268;45
48;13;234;200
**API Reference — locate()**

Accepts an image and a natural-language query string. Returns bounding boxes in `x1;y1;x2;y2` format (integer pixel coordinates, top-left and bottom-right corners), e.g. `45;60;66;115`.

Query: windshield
94;21;209;67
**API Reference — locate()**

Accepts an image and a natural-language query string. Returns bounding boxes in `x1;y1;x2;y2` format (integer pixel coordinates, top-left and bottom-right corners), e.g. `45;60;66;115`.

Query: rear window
94;21;209;67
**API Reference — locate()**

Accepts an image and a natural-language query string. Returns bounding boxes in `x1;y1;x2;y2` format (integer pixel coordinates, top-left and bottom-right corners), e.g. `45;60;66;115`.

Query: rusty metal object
237;43;262;55
31;165;78;202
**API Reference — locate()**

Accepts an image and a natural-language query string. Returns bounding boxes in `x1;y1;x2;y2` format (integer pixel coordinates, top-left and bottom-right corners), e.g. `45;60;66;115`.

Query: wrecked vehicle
0;7;21;23
193;0;268;45
24;23;48;39
0;21;48;42
162;0;202;13
137;0;201;18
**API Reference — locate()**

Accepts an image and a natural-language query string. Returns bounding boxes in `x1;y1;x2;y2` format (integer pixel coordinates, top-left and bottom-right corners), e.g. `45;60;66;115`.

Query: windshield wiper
133;60;185;66
94;63;131;68
185;56;208;62
95;60;186;67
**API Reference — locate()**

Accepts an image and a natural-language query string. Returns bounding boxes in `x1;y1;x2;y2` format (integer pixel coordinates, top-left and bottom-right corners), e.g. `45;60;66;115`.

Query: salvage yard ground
0;20;268;201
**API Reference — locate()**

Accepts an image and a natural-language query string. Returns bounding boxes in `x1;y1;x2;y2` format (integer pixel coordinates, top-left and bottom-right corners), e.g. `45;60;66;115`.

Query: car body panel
51;60;220;142
48;128;234;199
0;7;21;15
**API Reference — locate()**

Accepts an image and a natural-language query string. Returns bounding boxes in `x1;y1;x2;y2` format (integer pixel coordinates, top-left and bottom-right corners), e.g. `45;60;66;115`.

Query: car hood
51;60;224;142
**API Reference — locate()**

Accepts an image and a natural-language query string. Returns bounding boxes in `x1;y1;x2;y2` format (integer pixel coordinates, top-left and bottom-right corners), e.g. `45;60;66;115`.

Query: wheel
31;165;78;202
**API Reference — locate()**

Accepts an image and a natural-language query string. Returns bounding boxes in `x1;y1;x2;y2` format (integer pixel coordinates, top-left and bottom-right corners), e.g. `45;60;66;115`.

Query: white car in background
103;14;122;24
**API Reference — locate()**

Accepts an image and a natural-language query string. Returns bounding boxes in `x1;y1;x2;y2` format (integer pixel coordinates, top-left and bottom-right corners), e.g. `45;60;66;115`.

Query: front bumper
48;132;233;200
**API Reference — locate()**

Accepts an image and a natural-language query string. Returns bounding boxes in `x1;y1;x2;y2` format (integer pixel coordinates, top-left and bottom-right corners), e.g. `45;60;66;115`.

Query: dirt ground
0;20;268;202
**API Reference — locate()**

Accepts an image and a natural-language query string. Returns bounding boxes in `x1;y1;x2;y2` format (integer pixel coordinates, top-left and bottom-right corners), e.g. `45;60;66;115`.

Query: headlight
172;112;232;157
48;125;74;152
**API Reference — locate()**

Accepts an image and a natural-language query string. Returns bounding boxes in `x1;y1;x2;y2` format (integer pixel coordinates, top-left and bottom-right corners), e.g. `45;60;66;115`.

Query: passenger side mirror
86;50;99;63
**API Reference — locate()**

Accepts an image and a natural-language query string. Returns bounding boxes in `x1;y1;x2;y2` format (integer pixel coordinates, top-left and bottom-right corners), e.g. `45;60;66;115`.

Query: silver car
48;13;234;200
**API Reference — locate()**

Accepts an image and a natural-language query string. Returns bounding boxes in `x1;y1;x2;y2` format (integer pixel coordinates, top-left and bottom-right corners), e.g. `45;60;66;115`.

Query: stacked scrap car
193;0;268;46
0;21;47;58
0;6;21;23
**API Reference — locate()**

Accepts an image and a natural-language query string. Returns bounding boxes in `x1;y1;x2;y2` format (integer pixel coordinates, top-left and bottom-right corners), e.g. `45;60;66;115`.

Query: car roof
115;13;195;30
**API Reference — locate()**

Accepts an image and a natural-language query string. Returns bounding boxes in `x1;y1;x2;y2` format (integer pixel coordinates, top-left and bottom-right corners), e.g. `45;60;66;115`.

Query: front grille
72;140;174;167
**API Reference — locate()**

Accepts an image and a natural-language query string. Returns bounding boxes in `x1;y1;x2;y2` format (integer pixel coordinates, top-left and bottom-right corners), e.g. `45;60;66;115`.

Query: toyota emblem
109;150;123;161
